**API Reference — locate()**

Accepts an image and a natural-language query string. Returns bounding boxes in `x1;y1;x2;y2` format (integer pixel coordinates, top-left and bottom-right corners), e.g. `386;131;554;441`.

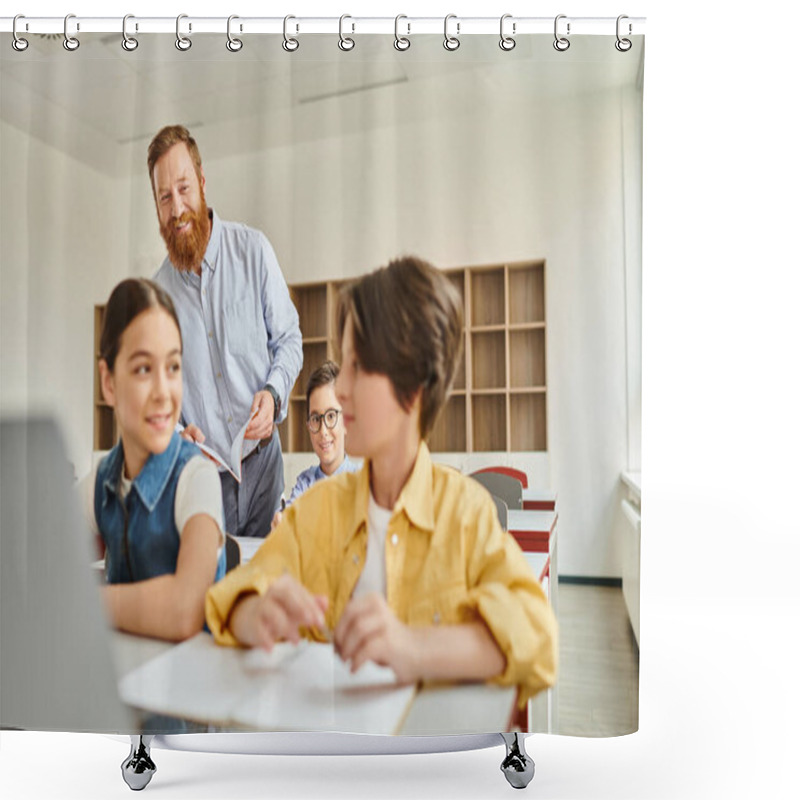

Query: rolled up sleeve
458;498;558;705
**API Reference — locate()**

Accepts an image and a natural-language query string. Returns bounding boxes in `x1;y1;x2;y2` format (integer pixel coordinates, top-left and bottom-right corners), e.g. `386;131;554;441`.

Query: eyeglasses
306;408;342;434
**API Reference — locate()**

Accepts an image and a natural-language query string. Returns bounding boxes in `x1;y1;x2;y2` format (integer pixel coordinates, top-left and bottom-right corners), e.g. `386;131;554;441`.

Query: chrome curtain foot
121;735;156;791
500;732;535;789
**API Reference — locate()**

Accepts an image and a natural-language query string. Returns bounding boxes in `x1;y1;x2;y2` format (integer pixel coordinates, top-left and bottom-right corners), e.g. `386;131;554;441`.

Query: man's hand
245;390;275;440
230;574;329;651
180;423;206;444
334;593;421;683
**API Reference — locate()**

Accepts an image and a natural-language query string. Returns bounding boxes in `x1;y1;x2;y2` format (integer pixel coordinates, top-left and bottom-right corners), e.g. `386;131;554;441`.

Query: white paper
176;411;256;483
118;633;415;735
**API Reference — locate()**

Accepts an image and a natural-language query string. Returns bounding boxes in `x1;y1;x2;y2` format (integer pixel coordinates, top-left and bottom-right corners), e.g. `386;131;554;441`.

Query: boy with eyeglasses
271;361;359;530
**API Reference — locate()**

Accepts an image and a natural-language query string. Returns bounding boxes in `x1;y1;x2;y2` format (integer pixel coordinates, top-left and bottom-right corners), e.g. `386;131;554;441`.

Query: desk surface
507;509;557;534
114;632;516;736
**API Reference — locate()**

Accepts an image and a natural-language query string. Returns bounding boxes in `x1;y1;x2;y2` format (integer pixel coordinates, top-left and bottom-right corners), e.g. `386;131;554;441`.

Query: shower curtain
0;12;643;781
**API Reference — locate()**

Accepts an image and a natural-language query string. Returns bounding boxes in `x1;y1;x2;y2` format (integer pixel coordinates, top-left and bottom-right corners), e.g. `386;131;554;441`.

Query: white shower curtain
0;14;642;749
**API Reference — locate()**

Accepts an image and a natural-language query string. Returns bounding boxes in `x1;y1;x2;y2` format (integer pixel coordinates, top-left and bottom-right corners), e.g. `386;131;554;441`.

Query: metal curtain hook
394;14;410;51
227;15;243;51
176;14;192;51
12;14;29;52
553;14;570;52
283;15;299;52
339;14;355;51
122;14;139;51
615;15;632;52
63;13;80;51
443;14;460;51
499;14;516;51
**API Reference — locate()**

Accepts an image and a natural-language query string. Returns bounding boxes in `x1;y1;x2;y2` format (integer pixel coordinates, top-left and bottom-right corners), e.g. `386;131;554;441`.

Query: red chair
472;466;528;489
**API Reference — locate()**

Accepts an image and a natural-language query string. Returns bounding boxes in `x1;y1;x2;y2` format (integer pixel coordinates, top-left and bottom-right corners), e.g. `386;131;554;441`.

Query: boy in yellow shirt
206;256;557;707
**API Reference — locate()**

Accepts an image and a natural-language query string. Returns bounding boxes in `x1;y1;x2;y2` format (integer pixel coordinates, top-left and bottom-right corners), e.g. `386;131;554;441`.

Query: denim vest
94;431;226;584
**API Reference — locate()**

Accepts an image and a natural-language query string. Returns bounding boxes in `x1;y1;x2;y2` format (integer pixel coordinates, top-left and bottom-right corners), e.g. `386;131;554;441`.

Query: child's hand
231;574;328;651
270;510;283;531
334;593;420;683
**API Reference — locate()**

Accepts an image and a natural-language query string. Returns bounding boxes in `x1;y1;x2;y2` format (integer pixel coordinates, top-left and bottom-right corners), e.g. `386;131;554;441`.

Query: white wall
0;120;131;476
2;68;642;579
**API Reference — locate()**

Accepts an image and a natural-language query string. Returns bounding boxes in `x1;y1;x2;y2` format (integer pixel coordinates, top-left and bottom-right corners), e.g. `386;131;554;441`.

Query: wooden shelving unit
92;261;547;454
92;304;117;450
280;260;547;454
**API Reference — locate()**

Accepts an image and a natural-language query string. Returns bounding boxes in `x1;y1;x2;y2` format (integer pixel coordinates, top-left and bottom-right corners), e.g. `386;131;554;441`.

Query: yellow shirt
206;442;557;705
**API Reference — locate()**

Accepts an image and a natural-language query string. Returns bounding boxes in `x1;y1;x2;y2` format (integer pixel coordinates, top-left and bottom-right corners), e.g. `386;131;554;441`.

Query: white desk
521;488;557;511
113;632;519;736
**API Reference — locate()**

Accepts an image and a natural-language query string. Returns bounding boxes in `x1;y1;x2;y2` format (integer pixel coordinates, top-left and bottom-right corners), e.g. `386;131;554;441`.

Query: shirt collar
202;208;221;273
344;442;435;548
102;431;183;513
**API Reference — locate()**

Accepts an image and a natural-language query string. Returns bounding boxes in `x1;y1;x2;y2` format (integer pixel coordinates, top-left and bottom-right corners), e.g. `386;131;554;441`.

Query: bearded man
149;125;302;538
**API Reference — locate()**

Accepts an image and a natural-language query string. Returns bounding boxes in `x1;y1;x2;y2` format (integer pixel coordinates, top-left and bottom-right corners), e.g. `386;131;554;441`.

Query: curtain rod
1;16;646;37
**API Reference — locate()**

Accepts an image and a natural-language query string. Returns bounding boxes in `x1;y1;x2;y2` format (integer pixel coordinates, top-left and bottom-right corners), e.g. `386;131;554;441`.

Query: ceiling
1;32;644;177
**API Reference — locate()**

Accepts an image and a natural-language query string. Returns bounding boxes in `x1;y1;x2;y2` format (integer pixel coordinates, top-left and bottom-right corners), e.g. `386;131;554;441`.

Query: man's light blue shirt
287;455;361;506
154;210;302;462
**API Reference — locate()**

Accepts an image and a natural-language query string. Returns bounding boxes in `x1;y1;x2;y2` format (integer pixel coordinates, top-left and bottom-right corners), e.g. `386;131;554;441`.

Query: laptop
0;417;134;732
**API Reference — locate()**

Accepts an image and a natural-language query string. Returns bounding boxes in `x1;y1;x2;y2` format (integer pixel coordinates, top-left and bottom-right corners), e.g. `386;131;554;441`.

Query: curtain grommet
443;14;460;51
553;14;570;52
226;15;243;52
12;14;29;52
63;13;80;51
282;15;299;52
338;14;355;51
394;14;410;51
499;14;516;51
121;14;139;52
175;14;192;51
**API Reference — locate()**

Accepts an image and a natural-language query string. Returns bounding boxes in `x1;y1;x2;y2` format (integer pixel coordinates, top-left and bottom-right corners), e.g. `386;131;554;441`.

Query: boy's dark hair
336;256;463;440
100;278;182;372
147;125;203;194
306;360;340;406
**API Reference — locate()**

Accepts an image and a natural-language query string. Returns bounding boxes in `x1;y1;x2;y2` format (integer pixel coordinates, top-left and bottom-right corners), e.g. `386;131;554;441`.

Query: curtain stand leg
500;732;535;789
121;734;156;791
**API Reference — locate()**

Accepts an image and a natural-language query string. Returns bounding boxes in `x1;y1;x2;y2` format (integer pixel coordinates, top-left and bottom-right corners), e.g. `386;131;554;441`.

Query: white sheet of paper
118;633;415;734
176;411;256;483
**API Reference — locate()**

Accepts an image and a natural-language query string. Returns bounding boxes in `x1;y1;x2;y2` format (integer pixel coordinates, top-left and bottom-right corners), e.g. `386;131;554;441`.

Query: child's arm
228;573;329;650
103;513;221;641
334;593;505;683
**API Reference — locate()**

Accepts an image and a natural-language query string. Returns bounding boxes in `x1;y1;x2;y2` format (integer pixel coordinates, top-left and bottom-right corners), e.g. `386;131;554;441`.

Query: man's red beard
159;195;211;272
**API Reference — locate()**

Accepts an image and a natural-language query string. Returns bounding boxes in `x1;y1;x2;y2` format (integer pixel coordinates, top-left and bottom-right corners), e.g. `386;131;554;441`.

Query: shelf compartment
94;305;106;357
509;329;546;389
471;331;506;390
293;284;329;340
428;395;467;453
295;341;329;402
508;262;545;325
509;393;547;452
287;397;313;453
94;405;116;451
470;268;505;327
471;394;507;452
451;332;467;392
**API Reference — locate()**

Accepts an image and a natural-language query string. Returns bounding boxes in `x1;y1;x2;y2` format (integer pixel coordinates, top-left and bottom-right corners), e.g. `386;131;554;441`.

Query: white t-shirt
351;492;391;599
79;455;225;555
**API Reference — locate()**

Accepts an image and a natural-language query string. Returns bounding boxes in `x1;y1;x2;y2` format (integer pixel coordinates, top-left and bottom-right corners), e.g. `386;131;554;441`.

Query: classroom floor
556;583;640;737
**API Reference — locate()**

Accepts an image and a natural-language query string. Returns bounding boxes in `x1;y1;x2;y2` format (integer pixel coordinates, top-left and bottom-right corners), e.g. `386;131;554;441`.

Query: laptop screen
1;417;133;732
